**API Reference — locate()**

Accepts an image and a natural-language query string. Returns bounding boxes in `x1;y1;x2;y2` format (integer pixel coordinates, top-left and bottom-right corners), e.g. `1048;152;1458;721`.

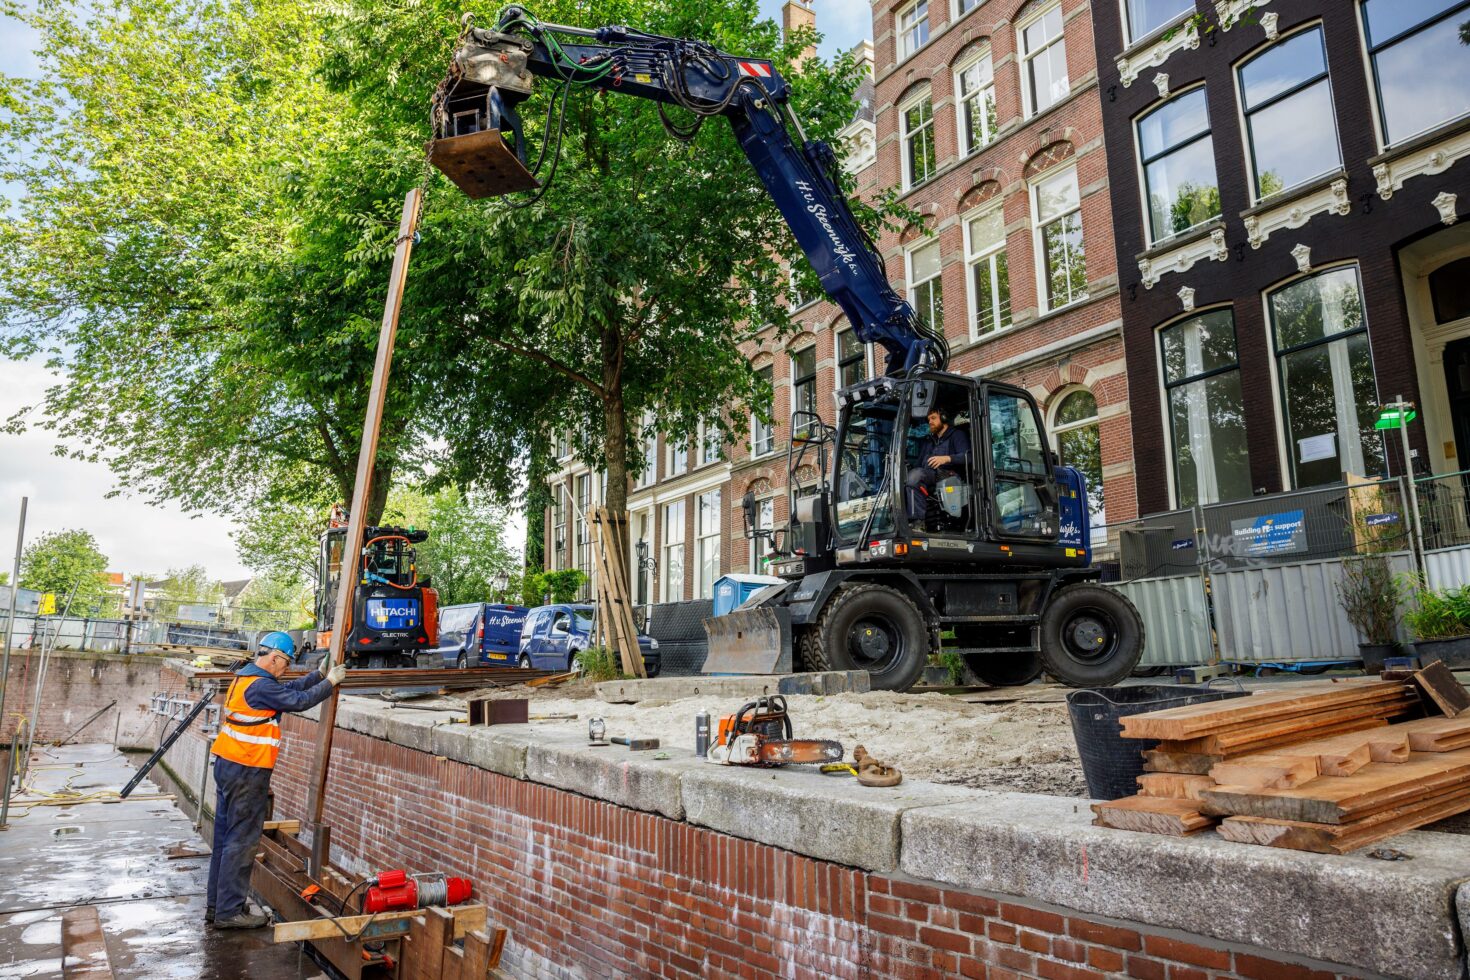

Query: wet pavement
0;743;324;979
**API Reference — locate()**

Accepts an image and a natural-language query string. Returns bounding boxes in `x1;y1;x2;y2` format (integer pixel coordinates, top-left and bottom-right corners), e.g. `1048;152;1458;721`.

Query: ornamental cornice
1138;224;1228;289
1241;176;1350;249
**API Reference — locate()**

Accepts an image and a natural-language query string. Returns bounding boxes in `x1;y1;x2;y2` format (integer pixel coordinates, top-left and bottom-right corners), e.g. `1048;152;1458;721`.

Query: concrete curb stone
595;670;870;704
901;794;1470;980
433;724;536;781
525;734;703;820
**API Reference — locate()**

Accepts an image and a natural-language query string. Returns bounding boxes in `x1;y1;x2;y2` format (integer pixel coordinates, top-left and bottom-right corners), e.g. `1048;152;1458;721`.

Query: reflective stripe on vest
210;675;282;769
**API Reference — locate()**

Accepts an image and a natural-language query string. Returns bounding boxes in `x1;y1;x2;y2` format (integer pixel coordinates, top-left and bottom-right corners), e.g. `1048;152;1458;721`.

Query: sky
0;0;873;583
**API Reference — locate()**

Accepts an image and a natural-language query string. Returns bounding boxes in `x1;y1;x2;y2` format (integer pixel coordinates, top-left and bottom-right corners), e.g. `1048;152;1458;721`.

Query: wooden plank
262;819;300;834
1169;697;1419;754
270;904;488;944
462;930;492;979
1412;660;1470;717
1202;749;1470;824
488;927;507;969
1119;682;1410;740
1135;772;1215;800
526;670;576;688
1395;715;1470;751
304;187;424;868
61;905;113;979
1091;795;1215;836
1143;749;1220;775
1208;754;1319;791
1218;784;1470;854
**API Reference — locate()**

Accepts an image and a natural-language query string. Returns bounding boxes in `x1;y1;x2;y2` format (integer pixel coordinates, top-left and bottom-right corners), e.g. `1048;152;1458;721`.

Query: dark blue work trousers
206;755;273;918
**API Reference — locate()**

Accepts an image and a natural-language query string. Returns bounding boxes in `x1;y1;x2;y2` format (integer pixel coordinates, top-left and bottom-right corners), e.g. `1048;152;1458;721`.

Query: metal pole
1395;396;1426;576
0;497;29;831
193;733;210;831
21;578;81;782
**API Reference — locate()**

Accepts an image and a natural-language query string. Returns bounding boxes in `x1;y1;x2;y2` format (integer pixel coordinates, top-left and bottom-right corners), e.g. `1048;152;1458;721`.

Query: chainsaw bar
756;739;845;765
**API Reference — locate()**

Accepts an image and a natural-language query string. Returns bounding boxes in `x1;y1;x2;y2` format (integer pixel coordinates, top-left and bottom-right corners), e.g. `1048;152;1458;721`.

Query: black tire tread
805;582;930;691
1038;583;1146;687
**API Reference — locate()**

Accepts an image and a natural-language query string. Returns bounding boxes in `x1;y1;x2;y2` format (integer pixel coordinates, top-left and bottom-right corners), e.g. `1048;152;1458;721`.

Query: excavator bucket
430;129;539;199
703;605;792;675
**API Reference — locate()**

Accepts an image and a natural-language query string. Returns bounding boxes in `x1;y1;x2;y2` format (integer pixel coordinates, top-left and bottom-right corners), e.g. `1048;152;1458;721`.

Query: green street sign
1375;406;1417;430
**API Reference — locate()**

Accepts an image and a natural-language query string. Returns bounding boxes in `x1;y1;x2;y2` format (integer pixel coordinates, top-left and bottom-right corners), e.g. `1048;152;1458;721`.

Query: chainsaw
705;695;843;766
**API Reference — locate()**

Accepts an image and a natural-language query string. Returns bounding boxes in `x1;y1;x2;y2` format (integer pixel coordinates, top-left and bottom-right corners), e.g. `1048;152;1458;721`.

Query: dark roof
219;578;253;599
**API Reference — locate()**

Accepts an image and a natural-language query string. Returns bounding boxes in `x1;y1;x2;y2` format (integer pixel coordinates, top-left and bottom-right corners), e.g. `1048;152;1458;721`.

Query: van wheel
1039;584;1145;687
456;653;468;669
518;654;531;669
803;583;929;692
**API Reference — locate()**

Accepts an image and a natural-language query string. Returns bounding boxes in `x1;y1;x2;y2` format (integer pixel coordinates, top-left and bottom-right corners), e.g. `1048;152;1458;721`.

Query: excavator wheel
803;583;930;692
963;650;1044;687
1038;584;1145;687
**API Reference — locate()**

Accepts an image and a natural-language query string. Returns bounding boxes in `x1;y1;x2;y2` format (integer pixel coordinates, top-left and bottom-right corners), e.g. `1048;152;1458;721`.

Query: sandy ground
433;683;1088;796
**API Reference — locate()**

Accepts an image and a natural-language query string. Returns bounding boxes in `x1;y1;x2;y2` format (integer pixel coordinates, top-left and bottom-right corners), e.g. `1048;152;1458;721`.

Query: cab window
987;390;1055;537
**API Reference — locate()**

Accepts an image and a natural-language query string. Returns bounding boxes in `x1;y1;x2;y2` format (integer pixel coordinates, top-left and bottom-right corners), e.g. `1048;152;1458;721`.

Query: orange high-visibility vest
210;675;282;769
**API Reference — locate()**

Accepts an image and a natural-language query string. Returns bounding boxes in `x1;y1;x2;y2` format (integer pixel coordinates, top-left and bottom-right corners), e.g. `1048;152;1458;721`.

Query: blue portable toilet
712;573;786;617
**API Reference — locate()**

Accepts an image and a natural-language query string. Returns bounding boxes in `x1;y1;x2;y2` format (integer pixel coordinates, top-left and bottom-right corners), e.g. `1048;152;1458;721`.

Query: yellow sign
38;593;56;615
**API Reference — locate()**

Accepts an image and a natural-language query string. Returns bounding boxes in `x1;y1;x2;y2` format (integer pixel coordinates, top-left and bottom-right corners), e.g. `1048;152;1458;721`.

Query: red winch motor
361;870;474;914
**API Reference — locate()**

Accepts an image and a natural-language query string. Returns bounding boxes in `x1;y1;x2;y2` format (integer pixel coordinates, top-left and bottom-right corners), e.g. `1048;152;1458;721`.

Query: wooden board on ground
1217;783;1470;854
1135;772;1215;800
526;670;576;688
61;905;114;979
1118;681;1410;741
1394;715;1470;751
1157;696;1420;754
164;841;210;860
1202;748;1470;824
1413;660;1470;717
956;685;1070;705
1091;795;1215;836
271;904;487;944
1208;754;1318;791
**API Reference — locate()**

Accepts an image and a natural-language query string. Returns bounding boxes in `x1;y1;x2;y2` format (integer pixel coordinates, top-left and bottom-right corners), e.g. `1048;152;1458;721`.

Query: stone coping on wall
166;661;1470;978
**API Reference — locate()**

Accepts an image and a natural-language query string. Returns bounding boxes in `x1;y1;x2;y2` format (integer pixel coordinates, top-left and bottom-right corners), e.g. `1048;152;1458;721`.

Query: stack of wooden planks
1092;669;1470;853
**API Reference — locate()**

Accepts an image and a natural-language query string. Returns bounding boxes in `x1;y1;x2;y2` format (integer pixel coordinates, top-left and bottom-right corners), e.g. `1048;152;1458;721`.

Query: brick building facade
1091;0;1470;515
545;0;1140;598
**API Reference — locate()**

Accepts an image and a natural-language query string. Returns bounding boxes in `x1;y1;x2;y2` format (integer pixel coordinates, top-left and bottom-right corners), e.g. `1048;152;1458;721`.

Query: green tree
233;497;330;586
383;485;517;606
234;572;310;628
18;529;110;611
321;0;895;573
153;564;224;621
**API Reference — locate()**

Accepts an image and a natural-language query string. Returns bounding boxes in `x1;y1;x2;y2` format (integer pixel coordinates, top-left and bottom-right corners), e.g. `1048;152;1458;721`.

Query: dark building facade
1092;0;1470;515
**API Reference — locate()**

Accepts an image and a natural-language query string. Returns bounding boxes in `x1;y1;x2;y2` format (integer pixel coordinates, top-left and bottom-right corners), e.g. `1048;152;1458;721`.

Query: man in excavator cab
904;406;971;530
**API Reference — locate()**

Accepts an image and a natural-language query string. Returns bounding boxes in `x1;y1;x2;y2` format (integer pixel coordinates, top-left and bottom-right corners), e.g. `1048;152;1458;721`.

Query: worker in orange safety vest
205;631;346;929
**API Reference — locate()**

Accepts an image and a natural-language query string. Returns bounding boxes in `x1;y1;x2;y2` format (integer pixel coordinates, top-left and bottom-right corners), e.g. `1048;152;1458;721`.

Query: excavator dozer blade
703;605;792;675
431;129;539;199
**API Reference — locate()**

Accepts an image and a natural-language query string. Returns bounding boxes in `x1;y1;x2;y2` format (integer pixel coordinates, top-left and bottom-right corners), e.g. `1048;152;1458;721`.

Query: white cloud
0;357;252;579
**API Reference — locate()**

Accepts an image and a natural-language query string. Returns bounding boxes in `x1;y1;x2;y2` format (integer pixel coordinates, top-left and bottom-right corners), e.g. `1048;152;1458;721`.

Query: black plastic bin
1066;684;1249;800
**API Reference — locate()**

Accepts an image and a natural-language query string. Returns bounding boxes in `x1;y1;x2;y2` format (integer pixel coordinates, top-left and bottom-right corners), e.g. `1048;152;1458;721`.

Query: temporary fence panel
1424;544;1470;593
1109;575;1213;666
1211;552;1414;662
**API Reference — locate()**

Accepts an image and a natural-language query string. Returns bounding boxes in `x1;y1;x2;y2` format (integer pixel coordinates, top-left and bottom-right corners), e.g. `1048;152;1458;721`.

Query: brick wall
258;713;1363;980
1;650;161;748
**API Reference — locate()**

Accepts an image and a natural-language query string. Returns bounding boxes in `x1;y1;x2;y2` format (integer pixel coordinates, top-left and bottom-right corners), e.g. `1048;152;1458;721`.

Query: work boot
205;907;214;925
213;911;269;930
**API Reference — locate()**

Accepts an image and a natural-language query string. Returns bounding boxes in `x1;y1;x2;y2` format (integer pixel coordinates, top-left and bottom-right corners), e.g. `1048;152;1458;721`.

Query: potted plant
1336;553;1404;672
1404;582;1470;668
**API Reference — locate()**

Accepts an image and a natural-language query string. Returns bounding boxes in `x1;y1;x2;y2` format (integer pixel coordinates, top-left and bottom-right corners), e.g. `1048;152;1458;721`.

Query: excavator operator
904;408;970;524
205;631;347;929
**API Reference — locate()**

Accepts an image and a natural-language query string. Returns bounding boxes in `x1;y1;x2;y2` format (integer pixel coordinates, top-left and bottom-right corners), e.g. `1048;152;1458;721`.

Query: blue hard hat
257;631;296;660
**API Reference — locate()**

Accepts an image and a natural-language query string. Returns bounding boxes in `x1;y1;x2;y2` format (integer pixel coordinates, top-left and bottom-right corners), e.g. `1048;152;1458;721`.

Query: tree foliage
383;485;517;606
18;529;111;610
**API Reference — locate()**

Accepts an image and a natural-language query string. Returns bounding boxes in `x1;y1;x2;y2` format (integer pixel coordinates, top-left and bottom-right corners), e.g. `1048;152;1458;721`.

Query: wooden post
592;508;646;678
303;189;422;875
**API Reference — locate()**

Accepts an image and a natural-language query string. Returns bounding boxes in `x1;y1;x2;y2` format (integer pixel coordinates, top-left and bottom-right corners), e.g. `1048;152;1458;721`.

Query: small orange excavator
309;512;439;669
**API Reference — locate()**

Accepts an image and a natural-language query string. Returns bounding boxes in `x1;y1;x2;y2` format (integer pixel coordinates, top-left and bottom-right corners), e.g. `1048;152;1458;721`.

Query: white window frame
749;495;776;571
667;436;688;478
751;365;776;458
953;47;997;158
632;508;654;605
905;237;944;333
1135;84;1219;245
550;486;567;571
662;500;685;602
1360;0;1470;149
1235;23;1340;204
899;88;936;190
962;203;1010;340
790;345;818;435
954;0;984;21
696;419;721;467
1120;0;1194;48
835;325;872;390
1156;306;1248;509
1017;2;1069;120
695;489;721;599
634;411;657;488
896;0;930;62
1049;386;1106;545
1030;163;1088;313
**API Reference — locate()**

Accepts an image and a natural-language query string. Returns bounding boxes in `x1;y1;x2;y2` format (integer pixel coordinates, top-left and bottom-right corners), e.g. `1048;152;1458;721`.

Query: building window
696;489;721;599
750;496;775;571
1033;166;1087;310
957;0;983;17
551;489;567;570
1051;389;1106;541
907;238;944;332
555;430;572;460
1137;87;1220;242
574;473;593;599
751;365;775;456
1123;0;1193;45
1362;0;1470;146
697;419;721;466
634;412;656;488
791;347;818;436
964;206;1011;338
900;91;935;188
1430;257;1470;324
662;500;685;602
897;0;930;60
838;326;867;388
668;437;688;478
1238;26;1339;200
1269;267;1385;488
1019;4;1069;118
955;50;997;157
1160;309;1252;507
788;258;819;309
633;510;652;605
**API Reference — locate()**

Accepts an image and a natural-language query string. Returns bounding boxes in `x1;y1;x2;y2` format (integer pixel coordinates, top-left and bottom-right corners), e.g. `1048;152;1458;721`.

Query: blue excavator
430;6;1144;691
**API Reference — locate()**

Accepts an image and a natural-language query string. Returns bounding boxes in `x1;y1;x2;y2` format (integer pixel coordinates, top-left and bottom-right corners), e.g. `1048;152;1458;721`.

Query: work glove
325;663;349;687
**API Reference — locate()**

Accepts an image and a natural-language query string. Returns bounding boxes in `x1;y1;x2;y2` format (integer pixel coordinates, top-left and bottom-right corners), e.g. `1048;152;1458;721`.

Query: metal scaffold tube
0;497;29;831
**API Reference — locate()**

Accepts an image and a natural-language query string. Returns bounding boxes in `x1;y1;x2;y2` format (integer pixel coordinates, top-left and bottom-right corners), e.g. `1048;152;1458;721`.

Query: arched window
1052;389;1106;535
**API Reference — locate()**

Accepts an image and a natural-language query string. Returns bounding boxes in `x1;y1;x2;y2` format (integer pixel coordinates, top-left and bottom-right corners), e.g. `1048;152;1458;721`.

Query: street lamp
492;570;510;603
